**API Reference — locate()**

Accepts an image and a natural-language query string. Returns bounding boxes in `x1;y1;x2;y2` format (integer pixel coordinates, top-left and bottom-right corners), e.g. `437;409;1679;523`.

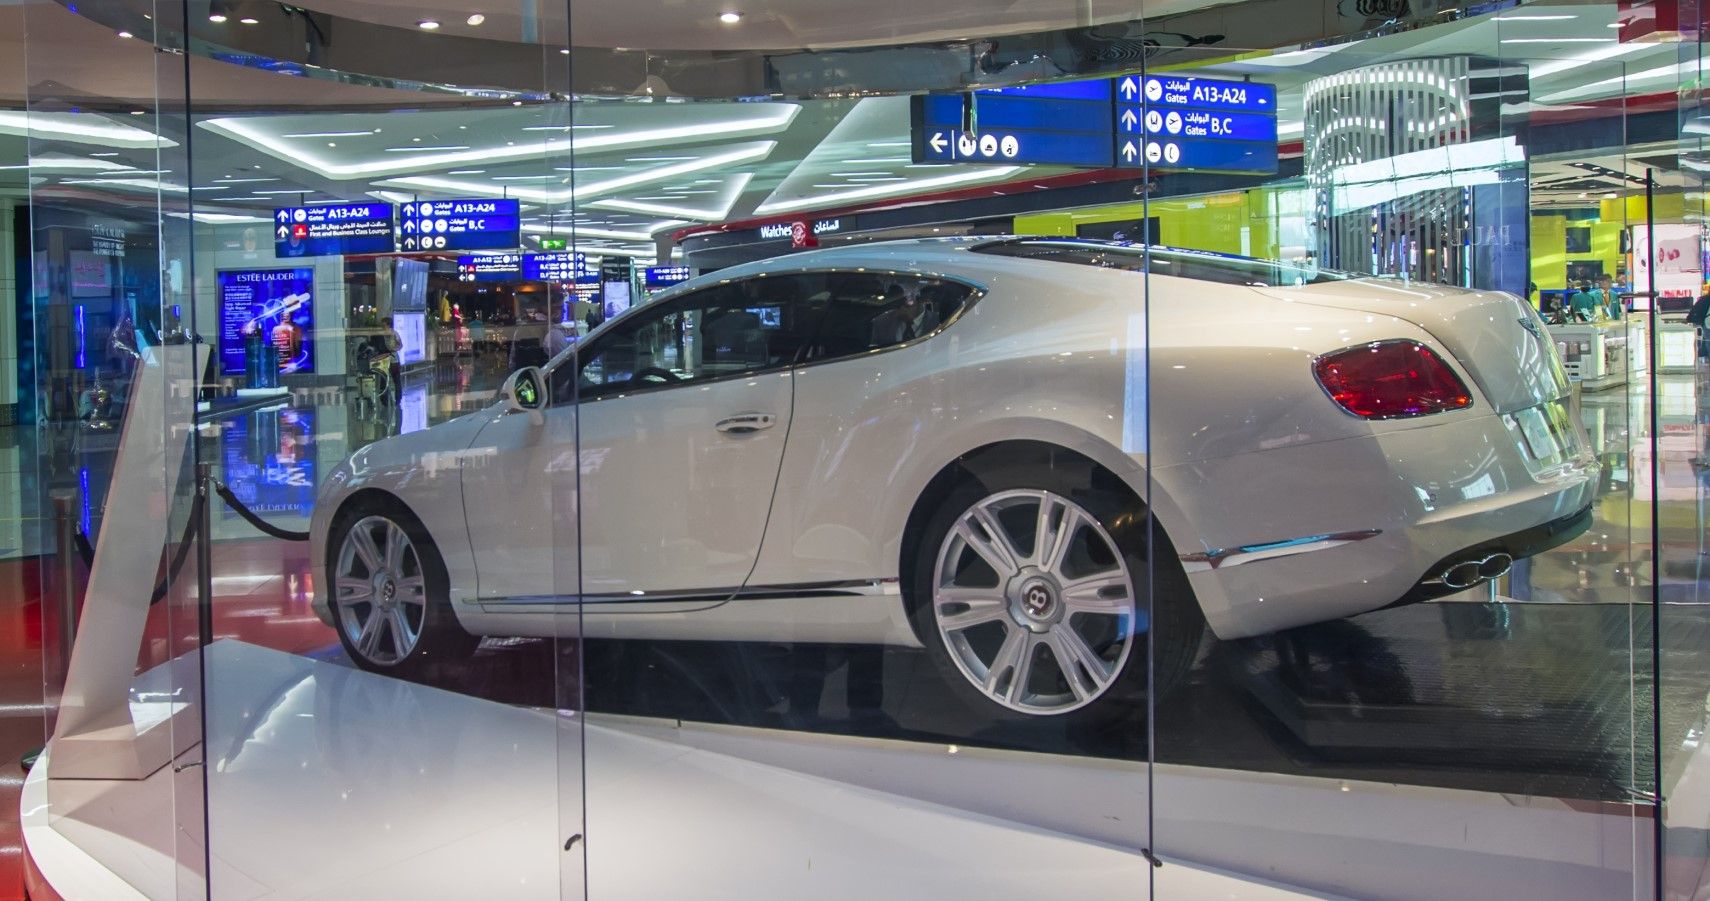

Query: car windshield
970;238;1355;288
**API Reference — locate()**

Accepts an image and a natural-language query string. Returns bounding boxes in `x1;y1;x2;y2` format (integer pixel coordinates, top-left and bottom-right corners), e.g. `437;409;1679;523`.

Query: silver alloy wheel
334;515;427;667
932;489;1138;715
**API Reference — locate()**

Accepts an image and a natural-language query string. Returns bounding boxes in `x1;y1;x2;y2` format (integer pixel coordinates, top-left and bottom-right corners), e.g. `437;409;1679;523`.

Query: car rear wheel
911;469;1203;722
328;502;477;676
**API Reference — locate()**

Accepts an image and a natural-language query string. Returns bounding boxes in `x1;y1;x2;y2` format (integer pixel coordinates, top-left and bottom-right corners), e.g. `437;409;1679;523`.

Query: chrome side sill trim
1180;529;1383;574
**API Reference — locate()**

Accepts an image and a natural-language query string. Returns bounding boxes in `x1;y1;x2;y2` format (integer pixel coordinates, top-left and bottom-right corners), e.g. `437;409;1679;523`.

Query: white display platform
24;641;1682;899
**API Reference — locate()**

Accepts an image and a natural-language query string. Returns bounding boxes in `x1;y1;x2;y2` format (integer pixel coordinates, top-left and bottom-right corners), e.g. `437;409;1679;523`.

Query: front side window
559;274;828;401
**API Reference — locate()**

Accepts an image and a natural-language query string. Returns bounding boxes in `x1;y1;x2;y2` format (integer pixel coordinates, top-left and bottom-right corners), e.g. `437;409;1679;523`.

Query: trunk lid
1252;279;1569;414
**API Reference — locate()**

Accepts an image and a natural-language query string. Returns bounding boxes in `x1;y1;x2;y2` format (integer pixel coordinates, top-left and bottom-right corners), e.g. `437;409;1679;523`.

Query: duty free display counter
1657;321;1701;374
1548;320;1648;391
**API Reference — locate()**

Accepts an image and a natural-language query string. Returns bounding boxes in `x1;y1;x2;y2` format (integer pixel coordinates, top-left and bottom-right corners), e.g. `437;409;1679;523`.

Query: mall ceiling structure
0;0;1702;259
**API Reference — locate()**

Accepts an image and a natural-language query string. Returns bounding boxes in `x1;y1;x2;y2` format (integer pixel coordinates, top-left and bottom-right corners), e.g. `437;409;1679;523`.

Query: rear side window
802;274;975;362
971;238;1351;287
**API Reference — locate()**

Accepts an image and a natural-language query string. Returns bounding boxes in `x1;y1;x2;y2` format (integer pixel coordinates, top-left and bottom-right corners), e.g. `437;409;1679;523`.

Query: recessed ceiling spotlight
239;16;259;24
560;48;570;55
130;110;147;116
466;13;485;25
718;11;743;23
417;19;441;29
208;13;228;22
117;30;134;38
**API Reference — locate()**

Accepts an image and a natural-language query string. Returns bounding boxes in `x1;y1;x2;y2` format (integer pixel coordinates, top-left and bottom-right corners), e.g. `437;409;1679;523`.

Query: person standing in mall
1591;274;1622;320
1687;285;1710;362
544;319;570;360
1568;280;1599;321
379;316;403;403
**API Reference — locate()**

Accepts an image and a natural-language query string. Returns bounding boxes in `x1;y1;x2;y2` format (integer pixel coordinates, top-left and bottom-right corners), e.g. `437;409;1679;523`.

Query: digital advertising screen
393;257;429;310
393;311;427;366
218;268;315;377
602;280;632;319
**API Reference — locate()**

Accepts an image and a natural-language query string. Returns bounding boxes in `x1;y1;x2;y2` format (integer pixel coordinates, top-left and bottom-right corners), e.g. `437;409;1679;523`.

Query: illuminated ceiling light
1499;37;1614;44
281;130;374;138
719;11;743;23
239;16;259;24
208;13;228;22
117;30;134;38
1492;13;1578;20
560;48;571;55
417;19;440;30
466;13;486;25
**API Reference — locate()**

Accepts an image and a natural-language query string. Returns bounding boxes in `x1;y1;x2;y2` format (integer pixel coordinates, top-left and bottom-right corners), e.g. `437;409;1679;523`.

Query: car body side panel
309;410;492;622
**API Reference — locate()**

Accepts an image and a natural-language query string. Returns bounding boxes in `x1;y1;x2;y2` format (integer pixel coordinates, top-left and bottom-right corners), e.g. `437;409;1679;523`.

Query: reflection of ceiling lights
755;167;1023;215
719;11;743;24
378;142;776;206
0;112;176;148
589;173;754;220
200;106;798;180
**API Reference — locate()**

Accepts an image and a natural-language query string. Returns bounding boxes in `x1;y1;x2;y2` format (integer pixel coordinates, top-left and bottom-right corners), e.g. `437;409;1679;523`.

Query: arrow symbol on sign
276;225;289;239
1120;109;1138;130
930;132;948;153
404;237;416;250
1122;141;1138;162
1120;77;1138;100
404;220;416;233
276;210;289;223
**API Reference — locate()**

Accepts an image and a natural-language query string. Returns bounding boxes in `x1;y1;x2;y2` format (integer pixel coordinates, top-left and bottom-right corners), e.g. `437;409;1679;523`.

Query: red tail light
1313;340;1473;419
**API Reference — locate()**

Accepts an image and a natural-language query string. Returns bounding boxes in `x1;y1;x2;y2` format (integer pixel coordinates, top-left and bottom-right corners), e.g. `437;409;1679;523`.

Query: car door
476;274;826;612
459;354;577;604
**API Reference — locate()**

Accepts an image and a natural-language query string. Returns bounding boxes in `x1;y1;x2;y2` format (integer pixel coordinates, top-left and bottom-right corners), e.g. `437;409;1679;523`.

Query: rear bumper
1157;409;1597;639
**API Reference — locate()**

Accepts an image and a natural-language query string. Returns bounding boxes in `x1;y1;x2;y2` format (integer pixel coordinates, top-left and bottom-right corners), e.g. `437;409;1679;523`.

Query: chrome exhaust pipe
1439;552;1513;590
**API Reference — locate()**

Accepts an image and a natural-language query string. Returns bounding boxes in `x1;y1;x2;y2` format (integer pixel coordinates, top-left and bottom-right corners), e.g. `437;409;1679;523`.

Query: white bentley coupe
309;238;1595;720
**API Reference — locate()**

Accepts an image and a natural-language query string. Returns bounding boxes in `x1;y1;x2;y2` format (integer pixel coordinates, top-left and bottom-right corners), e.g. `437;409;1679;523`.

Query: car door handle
715;413;776;434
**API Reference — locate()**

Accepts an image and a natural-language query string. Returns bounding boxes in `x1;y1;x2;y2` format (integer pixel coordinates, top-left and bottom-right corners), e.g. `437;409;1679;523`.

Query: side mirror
502;366;546;425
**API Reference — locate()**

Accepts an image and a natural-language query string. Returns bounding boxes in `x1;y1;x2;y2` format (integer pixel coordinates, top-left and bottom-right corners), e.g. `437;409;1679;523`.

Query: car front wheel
328;503;477;676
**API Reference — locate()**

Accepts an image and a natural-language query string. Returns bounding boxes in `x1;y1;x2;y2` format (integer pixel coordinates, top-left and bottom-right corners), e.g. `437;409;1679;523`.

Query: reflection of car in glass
309;238;1596;720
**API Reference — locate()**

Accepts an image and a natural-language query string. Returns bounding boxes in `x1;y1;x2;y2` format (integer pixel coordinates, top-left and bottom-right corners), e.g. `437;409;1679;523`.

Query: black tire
907;460;1204;725
326;497;478;677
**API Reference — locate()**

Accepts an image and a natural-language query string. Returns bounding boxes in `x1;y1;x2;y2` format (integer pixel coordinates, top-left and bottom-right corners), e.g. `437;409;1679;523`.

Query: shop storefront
2;0;1709;898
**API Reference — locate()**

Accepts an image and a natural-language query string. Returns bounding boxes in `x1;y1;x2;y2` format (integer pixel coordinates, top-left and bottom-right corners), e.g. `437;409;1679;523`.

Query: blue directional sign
910;73;1277;175
273;203;394;258
398;198;521;252
455;253;521;283
1115;74;1277;174
912;86;1115;168
644;266;693;288
1116;74;1277;114
522;252;598;283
